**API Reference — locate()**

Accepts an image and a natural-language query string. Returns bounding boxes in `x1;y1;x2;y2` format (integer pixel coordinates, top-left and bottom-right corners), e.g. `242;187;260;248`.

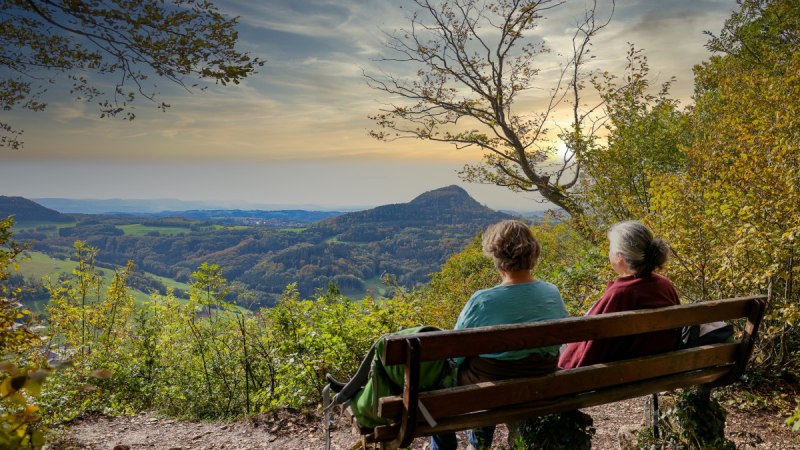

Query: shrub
514;410;595;450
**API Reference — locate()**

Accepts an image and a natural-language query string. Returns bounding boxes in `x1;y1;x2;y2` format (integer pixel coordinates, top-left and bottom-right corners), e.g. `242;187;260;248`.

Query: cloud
51;103;89;122
4;0;738;166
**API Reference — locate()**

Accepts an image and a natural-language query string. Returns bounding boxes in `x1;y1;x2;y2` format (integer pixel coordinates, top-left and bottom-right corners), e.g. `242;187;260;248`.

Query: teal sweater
455;280;567;362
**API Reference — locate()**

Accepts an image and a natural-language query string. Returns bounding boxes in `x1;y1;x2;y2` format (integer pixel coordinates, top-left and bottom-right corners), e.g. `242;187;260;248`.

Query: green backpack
348;326;457;429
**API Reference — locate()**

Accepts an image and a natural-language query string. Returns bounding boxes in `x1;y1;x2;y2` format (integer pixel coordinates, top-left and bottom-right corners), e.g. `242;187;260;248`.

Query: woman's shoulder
505;280;562;296
470;281;561;303
467;285;505;304
650;273;676;286
602;273;678;307
610;273;673;289
531;280;561;295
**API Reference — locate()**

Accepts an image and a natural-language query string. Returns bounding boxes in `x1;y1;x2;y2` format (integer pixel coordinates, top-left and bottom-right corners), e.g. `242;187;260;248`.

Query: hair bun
646;238;669;268
608;221;670;276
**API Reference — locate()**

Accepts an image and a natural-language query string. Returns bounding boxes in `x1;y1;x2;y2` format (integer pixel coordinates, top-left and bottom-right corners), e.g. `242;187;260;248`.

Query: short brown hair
482;220;540;272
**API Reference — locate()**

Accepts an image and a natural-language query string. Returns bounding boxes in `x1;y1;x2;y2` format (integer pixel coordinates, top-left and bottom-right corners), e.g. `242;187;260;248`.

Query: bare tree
367;0;614;236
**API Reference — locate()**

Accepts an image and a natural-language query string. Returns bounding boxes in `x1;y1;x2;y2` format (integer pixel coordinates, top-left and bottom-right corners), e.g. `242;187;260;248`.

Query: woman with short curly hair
431;220;568;450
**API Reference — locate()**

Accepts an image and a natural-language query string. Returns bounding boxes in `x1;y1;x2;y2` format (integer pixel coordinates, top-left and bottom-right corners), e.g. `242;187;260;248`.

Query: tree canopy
641;0;800;388
578;47;690;232
1;0;264;149
367;0;615;237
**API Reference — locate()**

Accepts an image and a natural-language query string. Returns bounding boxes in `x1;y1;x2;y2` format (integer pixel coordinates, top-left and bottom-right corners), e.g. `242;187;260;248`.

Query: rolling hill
0;196;75;223
11;186;513;307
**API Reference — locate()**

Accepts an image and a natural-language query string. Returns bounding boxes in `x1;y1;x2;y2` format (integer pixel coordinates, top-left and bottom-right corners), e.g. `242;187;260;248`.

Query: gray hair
607;221;669;276
482;220;540;272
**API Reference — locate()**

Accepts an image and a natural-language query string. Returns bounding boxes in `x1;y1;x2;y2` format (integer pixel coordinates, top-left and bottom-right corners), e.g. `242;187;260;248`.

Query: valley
5;186;515;308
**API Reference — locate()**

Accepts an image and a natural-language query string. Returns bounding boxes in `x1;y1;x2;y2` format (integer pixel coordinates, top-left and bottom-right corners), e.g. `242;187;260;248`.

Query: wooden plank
382;296;764;365
379;343;738;420
396;338;422;448
413;367;731;436
372;367;730;441
711;296;766;387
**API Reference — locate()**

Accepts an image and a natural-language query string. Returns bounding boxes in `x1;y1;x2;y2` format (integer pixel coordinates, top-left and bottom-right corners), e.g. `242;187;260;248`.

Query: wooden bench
367;295;766;449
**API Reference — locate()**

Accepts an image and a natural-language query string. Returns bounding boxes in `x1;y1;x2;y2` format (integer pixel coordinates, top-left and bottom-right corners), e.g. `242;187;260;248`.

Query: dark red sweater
558;273;681;369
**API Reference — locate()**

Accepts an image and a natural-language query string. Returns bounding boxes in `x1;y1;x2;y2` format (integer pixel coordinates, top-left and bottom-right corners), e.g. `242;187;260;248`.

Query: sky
0;0;737;212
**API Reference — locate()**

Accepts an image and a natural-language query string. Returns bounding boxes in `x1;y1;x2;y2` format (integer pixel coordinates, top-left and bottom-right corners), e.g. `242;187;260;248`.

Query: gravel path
47;396;799;449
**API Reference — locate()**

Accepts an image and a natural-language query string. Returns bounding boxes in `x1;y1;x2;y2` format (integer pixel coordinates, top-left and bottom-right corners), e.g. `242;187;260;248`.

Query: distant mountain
320;185;510;228
500;209;554;222
0;196;74;223
33;198;353;214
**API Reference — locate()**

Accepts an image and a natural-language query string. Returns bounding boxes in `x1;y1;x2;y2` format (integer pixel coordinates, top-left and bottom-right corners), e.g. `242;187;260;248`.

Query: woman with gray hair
559;220;680;369
431;220;568;450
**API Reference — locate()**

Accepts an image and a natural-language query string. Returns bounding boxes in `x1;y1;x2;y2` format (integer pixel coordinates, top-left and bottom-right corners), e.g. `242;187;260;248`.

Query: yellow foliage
649;2;800;380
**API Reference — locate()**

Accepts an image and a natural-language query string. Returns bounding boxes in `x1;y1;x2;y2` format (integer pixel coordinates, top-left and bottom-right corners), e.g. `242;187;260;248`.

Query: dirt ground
46;396;799;450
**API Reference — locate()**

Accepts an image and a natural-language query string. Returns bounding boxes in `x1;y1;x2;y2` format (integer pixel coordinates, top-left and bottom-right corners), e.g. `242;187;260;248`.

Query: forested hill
0;196;74;223
14;186;513;307
320;185;507;227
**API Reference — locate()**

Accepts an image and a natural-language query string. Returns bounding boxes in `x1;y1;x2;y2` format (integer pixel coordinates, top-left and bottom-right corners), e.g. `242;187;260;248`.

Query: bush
786;402;800;432
638;389;736;450
514;410;595;450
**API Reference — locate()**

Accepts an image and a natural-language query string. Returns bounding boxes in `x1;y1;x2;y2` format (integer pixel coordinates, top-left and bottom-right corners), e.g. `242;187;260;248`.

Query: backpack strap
327;340;379;407
323;340;380;450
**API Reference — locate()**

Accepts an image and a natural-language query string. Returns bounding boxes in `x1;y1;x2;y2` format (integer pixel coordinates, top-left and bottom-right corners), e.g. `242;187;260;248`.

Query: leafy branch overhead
0;0;265;149
366;0;615;236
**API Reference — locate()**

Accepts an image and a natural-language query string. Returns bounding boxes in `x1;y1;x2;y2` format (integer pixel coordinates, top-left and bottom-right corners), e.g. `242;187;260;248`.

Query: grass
18;251;78;279
16;251;190;308
361;276;390;297
148;273;191;293
119;223;250;236
15;254;253;319
212;224;250;231
117;224;191;236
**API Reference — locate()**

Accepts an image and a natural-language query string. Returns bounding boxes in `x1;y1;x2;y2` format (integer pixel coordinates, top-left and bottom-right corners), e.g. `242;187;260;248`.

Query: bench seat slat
378;342;738;420
373;366;731;440
382;296;760;365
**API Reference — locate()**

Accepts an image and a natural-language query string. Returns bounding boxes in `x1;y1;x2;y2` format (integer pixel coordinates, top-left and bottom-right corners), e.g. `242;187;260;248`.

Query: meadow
16;250;191;312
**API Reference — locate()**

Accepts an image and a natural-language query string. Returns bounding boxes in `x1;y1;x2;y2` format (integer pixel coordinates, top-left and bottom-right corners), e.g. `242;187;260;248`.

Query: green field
117;223;251;236
281;227;307;233
18;251;77;279
117;224;192;236
17;251;191;310
212;224;250;231
148;272;191;293
15;252;260;317
361;276;390;297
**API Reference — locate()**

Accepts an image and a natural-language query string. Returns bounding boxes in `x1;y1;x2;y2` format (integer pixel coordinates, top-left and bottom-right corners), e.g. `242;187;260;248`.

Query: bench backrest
373;296;766;448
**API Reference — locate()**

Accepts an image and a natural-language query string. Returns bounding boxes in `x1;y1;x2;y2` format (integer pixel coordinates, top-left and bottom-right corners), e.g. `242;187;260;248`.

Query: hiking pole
323;384;333;450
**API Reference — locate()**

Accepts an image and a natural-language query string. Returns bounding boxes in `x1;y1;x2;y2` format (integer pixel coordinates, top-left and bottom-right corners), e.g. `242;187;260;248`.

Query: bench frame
369;295;766;449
